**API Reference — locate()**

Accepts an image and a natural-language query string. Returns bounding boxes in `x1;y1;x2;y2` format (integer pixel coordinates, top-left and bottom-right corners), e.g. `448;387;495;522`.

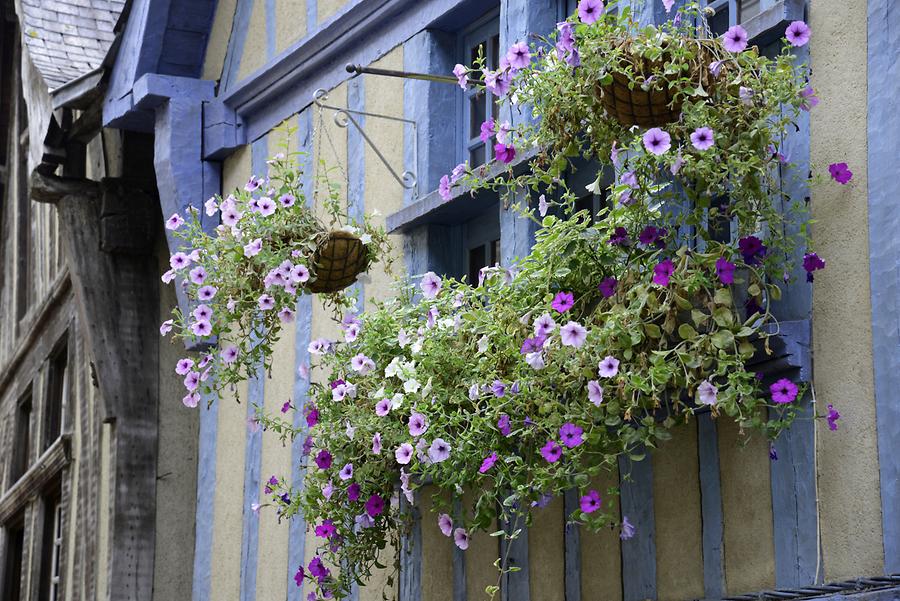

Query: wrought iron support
345;63;458;85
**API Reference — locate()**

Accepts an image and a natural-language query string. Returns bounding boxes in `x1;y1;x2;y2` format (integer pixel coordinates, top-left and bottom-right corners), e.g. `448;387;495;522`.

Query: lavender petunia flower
452;63;468;89
587;380;604;406
770;378;799;404
799;86;819;111
439;175;452;201
525;351;546;370
497;414;512;436
165;213;184;230
785;20;811;47
722;25;748;52
690;126;715;151
480;119;495;143
540;439;563;463
453;528;470;550
160;319;174;336
538;194;549;217
339;463;354;481
420;271;442;298
409;412;429;437
559;423;584;448
620;516;635;540
182;392;200;408
428;438;452;463
520;335;547;355
580;489;602;513
643;128;671;155
372;432;382;454
438;514;453;537
257;196;276;216
534;313;557;336
491;380;507;398
560;321;587;348
258;294;275;311
696;380;718;405
197;285;217;301
278;308;296;323
598;356;619;378
395;443;414;465
176;358;195;375
506;41;531;70
578;0;604;23
191;320;212;337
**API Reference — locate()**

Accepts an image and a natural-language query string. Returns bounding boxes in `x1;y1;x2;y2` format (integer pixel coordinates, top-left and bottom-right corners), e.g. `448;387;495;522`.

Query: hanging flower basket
308;230;370;293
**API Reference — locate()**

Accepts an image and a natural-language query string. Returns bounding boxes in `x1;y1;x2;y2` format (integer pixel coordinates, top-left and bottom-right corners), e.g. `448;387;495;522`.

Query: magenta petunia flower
643;127;671;155
420;271;442;298
578;0;604;23
480;119;495;143
479;452;499;473
802;252;826;282
293;566;304;587
828;162;853;184
497;414;511;436
722;25;748;52
826;404;840;431
315;520;337;539
452;63;468;89
395;443;414;465
409;412;429;437
715;257;736;284
506;41;531;70
587;380;604;406
598;276;618;298
785;20;811;46
559;423;584;448
540;439;563;463
338;463;354;481
697;380;718;405
165;213;184;230
690;126;715;151
598;356;619;378
494;143;517;164
770;378;799;404
429;438;452;463
580;489;602;513
365;494;385;517
552;292;575;313
314;449;332;470
438;514;453;537
454;528;470;550
560;321;588;348
653;258;675;286
620;516;635;540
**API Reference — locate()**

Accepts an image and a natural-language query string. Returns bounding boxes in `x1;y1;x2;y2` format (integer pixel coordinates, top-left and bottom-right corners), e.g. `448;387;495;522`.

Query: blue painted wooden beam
191;390;220;601
347;76;366;312
618;453;657;601
499;514;530;601
307;0;318;32
563;489;582;601
239;138;270;601
867;0;900;573
399;495;423;601
453;498;467;601
697;414;726;599
265;0;276;60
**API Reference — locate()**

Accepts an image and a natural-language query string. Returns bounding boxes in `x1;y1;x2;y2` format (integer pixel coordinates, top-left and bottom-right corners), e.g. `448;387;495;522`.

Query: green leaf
644;323;662;338
712;307;734;327
711;330;735;349
678;323;698;340
713;287;732;306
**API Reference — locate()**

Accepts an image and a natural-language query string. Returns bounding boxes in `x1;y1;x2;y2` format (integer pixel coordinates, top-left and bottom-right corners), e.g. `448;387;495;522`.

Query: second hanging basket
308;230;370;293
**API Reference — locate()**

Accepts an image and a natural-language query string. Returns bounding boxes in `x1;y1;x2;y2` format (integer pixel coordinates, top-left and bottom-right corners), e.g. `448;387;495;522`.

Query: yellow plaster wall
652;422;703;601
580;468;622;601
419;488;454;601
209;145;253;601
809;0;883;580
202;0;238;81
529;496;565;601
718;420;775;595
238;0;268;80
317;0;344;24
464;490;499;600
275;0;307;53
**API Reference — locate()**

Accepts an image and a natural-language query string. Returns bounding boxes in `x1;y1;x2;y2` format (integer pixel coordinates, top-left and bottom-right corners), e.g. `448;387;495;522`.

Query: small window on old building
461;16;501;167
9;388;32;484
1;516;25;601
43;340;68;450
464;208;501;285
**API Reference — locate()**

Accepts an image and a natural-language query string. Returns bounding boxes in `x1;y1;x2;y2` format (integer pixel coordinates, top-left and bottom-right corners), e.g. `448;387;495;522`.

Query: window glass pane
709;5;730;35
470;93;486;140
490;239;500;266
468;245;486;285
10;390;32;483
490;34;500;70
469;144;486;167
44;343;67;450
470;43;482;67
39;494;62;601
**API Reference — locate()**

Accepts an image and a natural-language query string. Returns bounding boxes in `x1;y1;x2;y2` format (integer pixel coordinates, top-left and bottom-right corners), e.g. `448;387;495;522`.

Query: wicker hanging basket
597;39;716;128
308;230;370;293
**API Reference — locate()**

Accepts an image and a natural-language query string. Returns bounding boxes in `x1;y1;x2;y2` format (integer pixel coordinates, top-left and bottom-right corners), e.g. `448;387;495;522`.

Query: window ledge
386;146;540;234
722;577;900;600
0;435;71;522
744;0;805;46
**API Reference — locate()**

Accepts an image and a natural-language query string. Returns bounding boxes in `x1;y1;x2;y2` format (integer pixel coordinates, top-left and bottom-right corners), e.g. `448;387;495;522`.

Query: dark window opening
1;517;25;601
10;388;32;484
43;341;68;450
38;487;63;601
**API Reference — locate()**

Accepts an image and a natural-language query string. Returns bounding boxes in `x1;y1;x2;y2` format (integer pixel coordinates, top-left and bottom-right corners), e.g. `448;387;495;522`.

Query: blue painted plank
265;0;276;60
499;515;529;601
453;498;466;601
618;452;657;601
306;0;318;32
867;0;900;573
563;489;582;601
287;110;315;601
191;390;219;601
239;137;269;601
221;0;256;92
698;414;726;599
399;495;422;601
347;76;366;312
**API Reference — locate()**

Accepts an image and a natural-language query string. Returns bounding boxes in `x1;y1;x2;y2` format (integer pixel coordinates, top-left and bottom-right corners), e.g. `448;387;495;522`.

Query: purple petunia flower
491;380;507;397
452;63;468;89
339;463;354;481
495;144;517;164
280;400;292;414
608;226;630;246
580;489;602;513
722;25;748;52
802;252;826;282
454;528;470;550
314;450;332;470
365;494;385;517
828;162;853;184
165;213;184;230
293;566;305;587
643;128;671;155
395;443;414;465
690;127;715;151
428;438;452;463
552;291;575;313
785;20;811;47
315;520;337;539
439;175;452;201
506;41;531;70
738;235;768;266
715;257;736;284
560;321;588;348
479;452;499;473
346;482;361;503
540;440;563;463
697;380;718;405
598;277;618;298
438;514;453;537
653;258;675;286
306;405;319;428
409;412;429;437
497;414;511;436
520;334;546;355
826;404;841;431
799;86;819;111
770;378;799;404
480;119;495;143
587;380;604;406
769;443;779;461
308;556;329;581
708;59;725;78
375;399;392;417
420;271;442;298
620;516;635;540
578;0;604;24
197;285;217;301
559;423;584;448
598;356;619;378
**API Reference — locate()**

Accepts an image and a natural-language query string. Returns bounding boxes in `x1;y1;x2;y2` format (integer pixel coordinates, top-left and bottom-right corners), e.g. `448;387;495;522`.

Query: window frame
42;338;68;452
458;10;501;167
9;388;33;487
